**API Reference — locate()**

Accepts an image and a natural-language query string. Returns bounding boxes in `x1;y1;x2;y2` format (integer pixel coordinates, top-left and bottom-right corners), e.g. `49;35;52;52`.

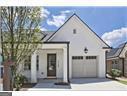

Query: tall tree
1;7;43;90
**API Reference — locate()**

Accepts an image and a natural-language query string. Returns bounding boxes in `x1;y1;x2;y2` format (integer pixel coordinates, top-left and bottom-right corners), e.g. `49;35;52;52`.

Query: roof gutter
102;47;112;49
107;56;119;60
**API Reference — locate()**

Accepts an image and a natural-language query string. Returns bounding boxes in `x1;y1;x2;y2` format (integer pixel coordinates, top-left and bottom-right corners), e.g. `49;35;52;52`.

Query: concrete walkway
28;78;127;91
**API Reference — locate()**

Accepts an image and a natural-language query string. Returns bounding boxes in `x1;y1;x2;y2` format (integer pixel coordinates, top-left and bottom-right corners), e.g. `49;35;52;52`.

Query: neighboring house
16;14;110;83
106;42;127;77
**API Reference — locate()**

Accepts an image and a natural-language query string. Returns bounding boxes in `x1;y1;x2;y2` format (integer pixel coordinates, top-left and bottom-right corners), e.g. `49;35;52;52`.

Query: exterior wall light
84;47;88;54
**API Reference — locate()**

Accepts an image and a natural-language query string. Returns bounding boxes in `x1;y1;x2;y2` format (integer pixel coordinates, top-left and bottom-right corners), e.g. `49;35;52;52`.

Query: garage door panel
85;59;97;77
72;59;84;77
72;56;97;78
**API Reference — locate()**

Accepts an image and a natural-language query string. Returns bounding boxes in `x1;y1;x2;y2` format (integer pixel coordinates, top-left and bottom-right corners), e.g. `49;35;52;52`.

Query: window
115;60;118;64
73;29;77;34
112;60;118;64
24;56;31;70
36;55;39;71
1;67;3;78
72;56;83;60
86;56;96;59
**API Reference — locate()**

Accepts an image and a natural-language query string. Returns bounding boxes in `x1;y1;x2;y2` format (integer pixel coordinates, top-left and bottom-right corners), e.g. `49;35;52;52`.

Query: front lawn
118;80;127;85
107;73;127;85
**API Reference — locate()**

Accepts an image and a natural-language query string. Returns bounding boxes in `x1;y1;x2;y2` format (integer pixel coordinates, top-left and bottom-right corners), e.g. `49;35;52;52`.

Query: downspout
67;43;69;83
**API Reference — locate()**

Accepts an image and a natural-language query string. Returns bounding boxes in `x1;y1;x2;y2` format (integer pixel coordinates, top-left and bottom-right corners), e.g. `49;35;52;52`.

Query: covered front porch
30;42;69;83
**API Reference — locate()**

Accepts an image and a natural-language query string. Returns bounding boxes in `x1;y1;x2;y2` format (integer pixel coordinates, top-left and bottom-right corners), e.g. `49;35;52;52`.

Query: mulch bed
106;76;118;81
54;82;70;85
22;83;37;88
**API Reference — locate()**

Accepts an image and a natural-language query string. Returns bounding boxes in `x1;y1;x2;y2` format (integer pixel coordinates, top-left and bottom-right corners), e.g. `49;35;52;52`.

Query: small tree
1;7;43;90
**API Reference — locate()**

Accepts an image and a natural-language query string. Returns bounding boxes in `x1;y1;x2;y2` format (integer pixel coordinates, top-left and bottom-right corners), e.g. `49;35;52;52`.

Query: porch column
98;50;106;78
63;47;68;83
31;51;37;83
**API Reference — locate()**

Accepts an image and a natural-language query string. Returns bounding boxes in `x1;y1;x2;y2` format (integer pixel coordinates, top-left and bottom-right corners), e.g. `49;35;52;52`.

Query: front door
47;54;56;77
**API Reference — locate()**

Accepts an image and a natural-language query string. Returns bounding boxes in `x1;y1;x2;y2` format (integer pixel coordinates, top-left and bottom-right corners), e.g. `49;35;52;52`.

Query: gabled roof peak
46;14;110;48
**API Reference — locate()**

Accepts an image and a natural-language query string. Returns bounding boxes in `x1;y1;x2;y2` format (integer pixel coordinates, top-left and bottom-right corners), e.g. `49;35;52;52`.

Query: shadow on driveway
28;78;127;91
33;83;71;89
32;78;110;89
70;78;111;84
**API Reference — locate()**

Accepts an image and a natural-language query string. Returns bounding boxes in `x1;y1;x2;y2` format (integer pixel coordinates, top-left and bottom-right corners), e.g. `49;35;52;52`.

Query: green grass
118;80;127;85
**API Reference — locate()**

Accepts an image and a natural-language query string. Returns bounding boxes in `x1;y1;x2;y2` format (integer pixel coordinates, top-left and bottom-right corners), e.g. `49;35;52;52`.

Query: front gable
47;14;110;51
119;43;127;58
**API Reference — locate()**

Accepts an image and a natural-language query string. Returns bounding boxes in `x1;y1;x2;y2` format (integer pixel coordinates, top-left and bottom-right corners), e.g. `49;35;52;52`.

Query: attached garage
72;56;97;78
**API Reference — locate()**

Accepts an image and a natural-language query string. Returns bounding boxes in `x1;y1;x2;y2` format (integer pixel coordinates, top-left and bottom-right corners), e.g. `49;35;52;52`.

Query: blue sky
41;7;127;47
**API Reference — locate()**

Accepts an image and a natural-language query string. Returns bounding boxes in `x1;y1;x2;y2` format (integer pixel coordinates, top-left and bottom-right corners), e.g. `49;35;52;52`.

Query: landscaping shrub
110;69;122;79
14;74;28;91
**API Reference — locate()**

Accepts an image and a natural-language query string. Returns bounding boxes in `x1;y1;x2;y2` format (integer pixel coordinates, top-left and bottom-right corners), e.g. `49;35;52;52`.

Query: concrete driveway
28;78;127;91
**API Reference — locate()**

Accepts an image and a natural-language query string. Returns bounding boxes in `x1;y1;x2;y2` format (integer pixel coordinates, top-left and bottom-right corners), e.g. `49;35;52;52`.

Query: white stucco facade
48;15;108;78
21;14;109;83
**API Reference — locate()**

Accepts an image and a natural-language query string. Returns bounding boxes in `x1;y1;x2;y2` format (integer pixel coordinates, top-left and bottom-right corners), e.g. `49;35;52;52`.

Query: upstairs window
73;29;77;34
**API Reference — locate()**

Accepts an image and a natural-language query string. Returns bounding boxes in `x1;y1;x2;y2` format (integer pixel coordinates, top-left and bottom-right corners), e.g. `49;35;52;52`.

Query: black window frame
36;55;39;71
86;56;97;59
24;56;31;70
73;29;77;34
72;56;83;60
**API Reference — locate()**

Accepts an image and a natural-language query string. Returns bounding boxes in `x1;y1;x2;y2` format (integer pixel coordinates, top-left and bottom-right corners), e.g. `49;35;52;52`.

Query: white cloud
102;27;127;47
47;10;72;27
60;10;72;14
41;7;50;18
40;27;47;31
47;14;66;27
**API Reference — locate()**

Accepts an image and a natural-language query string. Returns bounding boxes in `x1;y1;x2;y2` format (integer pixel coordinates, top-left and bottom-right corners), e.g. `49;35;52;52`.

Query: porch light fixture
84;47;88;54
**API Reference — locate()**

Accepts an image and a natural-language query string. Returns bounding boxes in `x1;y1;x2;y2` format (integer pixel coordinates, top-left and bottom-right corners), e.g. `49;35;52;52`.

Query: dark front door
47;54;56;77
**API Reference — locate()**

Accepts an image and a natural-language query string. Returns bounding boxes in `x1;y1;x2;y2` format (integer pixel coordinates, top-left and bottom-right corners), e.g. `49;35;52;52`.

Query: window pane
72;56;83;60
36;55;39;70
24;56;31;70
86;56;96;59
73;29;76;34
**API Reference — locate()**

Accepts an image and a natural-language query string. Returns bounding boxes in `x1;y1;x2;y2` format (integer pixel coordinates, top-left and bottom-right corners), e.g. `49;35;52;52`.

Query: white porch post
63;47;68;83
98;50;106;78
31;51;37;83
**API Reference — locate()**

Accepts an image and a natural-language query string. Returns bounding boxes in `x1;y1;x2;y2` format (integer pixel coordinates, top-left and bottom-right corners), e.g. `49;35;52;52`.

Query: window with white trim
73;29;77;34
24;55;39;71
24;56;31;70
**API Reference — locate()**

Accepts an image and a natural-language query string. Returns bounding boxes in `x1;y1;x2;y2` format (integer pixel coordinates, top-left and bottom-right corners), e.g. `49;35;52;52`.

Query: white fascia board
41;44;67;49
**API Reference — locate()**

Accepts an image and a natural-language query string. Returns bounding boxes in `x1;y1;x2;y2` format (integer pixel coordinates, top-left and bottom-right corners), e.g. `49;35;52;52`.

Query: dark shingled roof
107;42;127;59
41;31;55;41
